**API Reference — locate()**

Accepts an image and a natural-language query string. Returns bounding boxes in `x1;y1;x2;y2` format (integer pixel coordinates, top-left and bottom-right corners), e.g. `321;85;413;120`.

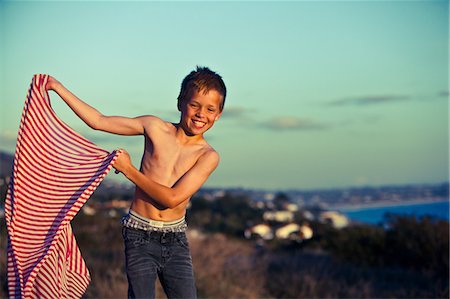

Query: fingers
116;148;127;154
113;148;128;175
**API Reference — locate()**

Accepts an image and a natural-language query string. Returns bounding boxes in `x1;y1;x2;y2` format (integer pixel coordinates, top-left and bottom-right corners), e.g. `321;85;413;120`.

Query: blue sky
0;1;448;190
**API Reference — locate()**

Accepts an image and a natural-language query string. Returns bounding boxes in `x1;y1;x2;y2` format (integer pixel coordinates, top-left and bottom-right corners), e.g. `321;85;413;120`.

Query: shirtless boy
46;66;226;299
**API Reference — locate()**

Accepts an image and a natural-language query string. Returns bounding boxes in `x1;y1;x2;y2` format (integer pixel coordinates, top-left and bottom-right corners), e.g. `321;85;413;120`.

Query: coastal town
2;166;446;244
1;150;448;244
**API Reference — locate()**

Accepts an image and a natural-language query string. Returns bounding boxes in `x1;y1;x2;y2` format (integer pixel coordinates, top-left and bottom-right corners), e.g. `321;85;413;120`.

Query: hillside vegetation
1;193;448;298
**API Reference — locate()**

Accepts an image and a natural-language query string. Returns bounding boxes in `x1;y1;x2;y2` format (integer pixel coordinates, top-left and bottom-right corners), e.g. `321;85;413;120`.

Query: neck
174;123;204;145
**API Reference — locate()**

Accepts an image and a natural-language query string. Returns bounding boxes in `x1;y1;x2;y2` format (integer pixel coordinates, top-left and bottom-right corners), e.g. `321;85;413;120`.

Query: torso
130;118;212;221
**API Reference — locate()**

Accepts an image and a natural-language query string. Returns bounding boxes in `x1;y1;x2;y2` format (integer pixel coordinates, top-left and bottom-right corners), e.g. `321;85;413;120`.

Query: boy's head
177;66;226;136
177;66;227;112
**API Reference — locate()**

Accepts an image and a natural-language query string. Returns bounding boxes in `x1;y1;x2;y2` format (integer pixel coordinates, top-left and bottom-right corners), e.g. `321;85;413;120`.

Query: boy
46;66;226;299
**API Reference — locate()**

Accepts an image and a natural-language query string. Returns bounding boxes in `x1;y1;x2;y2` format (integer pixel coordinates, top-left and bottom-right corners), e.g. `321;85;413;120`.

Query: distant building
264;192;275;201
108;209;118;218
109;199;130;209
275;223;313;241
102;199;130;215
263;211;294;223
285;203;299;212
255;201;266;209
245;224;274;240
275;223;300;239
320;211;349;229
189;229;206;240
299;224;313;240
82;205;96;216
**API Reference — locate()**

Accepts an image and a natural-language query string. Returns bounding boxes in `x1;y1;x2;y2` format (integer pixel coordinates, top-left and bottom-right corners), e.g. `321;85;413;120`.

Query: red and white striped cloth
5;74;120;298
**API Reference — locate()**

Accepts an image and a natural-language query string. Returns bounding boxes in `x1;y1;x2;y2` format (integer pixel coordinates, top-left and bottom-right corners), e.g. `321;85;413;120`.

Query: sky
0;0;448;191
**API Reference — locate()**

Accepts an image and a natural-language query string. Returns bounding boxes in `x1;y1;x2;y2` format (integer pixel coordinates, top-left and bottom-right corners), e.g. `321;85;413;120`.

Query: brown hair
177;66;227;111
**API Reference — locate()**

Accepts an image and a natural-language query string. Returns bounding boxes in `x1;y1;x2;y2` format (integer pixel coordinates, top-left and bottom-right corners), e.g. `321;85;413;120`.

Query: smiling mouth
192;119;206;129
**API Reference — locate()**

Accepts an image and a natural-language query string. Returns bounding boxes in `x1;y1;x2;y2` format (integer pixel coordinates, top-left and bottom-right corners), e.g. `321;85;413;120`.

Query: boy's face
180;89;223;136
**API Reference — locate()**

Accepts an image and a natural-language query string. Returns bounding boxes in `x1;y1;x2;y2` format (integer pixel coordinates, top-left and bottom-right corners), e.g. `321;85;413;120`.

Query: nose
195;108;206;118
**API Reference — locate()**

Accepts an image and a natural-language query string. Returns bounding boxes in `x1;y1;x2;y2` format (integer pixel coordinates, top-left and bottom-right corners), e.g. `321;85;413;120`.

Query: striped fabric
5;74;120;298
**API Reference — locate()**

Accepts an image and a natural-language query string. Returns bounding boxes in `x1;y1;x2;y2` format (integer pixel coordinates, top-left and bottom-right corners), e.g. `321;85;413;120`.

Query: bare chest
139;135;203;186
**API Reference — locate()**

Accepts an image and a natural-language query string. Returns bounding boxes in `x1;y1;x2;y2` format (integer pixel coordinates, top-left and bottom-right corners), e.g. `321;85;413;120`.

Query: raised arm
46;76;150;135
114;149;220;208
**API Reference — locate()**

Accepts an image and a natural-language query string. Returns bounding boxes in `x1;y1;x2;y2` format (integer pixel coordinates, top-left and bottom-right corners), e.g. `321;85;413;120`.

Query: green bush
314;213;449;281
384;214;449;276
326;224;386;266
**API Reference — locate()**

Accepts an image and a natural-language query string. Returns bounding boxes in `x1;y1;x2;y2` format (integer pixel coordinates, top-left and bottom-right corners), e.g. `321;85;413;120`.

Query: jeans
122;227;197;299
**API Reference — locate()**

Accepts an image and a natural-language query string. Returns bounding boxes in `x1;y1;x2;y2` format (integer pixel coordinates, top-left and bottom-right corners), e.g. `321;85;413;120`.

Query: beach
333;197;449;212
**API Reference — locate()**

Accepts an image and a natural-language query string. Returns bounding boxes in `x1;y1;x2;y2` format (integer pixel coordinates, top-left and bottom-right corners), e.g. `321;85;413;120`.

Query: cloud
261;116;328;131
438;90;449;98
221;106;252;119
328;95;410;107
215;106;258;128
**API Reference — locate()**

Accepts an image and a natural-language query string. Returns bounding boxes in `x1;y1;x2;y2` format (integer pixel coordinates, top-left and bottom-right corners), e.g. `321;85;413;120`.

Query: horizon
1;147;447;194
1;1;448;190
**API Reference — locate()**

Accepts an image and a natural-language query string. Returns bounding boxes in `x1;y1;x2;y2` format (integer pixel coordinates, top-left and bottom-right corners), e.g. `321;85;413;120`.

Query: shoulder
198;146;220;170
140;115;173;132
138;115;165;126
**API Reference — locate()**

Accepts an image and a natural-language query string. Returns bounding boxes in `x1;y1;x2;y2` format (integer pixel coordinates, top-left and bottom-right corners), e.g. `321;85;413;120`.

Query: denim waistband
122;210;187;232
123;226;186;244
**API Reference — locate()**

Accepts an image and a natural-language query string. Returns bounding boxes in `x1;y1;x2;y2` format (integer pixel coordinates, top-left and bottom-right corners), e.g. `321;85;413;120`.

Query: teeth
193;120;205;127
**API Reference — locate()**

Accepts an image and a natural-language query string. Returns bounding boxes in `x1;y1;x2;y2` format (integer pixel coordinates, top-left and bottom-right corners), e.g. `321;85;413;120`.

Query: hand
46;75;61;91
113;149;132;175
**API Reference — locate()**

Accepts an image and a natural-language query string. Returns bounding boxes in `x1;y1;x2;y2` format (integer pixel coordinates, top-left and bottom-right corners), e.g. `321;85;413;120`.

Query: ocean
339;200;449;225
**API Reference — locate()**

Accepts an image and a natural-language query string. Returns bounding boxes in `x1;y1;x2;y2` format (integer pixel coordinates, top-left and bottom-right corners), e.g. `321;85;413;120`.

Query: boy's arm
46;76;149;135
114;150;220;208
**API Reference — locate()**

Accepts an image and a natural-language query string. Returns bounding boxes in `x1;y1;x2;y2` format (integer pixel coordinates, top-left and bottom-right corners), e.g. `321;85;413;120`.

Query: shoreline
332;197;449;212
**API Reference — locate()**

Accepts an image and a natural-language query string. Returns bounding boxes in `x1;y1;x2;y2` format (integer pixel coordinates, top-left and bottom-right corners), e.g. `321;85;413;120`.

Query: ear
215;112;222;121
